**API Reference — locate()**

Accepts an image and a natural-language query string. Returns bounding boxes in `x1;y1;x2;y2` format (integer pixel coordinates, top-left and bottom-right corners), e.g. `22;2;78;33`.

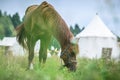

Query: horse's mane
25;5;38;15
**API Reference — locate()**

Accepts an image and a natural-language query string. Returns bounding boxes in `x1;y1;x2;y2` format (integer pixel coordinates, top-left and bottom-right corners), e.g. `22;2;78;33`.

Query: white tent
76;14;120;59
0;37;25;56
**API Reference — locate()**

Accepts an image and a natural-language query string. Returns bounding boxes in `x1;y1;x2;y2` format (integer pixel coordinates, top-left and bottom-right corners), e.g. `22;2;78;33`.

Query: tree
0;10;2;17
4;11;7;16
74;24;81;36
70;25;74;33
117;36;120;42
70;24;84;36
11;12;21;28
0;14;15;39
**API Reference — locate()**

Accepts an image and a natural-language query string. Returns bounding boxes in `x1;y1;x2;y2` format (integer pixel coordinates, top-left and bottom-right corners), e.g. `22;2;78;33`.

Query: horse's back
24;1;72;39
25;5;38;15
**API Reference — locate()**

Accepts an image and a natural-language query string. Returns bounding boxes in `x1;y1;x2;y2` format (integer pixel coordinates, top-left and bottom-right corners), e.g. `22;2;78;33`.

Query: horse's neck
53;26;73;50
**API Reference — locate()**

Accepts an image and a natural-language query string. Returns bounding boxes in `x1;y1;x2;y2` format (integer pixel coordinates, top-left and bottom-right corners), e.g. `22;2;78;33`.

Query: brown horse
16;1;79;71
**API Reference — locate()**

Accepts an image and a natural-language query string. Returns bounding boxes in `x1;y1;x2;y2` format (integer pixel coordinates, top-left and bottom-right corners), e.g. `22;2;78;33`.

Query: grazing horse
16;1;79;71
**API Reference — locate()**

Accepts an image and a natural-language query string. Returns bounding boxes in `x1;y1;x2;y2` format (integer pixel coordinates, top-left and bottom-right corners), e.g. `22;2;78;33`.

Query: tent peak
76;15;116;39
96;13;98;15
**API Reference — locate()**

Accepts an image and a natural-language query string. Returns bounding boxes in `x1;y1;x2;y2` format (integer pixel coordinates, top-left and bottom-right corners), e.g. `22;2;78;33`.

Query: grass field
0;52;120;80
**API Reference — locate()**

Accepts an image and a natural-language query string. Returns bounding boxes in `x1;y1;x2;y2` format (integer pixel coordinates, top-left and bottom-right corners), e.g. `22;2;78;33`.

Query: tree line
0;10;21;39
70;24;84;36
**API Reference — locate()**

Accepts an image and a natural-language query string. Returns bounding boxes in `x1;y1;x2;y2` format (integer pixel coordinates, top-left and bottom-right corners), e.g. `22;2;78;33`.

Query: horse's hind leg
27;39;36;70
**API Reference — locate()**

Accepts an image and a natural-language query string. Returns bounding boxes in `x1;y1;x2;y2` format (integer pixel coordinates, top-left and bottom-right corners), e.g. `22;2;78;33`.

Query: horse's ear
70;37;80;45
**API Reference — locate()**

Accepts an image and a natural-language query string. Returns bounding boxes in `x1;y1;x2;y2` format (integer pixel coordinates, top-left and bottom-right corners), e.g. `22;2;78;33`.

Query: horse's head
60;37;79;71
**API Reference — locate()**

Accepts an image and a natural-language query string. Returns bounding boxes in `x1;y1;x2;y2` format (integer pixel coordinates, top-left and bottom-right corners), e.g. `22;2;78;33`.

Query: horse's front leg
39;37;51;65
39;40;47;64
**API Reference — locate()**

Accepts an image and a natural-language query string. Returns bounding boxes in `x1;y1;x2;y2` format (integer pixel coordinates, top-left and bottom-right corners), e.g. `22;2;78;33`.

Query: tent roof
76;14;116;38
0;37;17;46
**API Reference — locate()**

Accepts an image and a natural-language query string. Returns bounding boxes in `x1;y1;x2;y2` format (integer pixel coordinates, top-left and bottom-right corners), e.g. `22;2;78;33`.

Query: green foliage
0;10;21;39
70;24;84;36
75;58;120;80
48;36;60;50
0;15;16;39
0;10;2;17
117;36;120;42
0;24;5;39
10;12;21;28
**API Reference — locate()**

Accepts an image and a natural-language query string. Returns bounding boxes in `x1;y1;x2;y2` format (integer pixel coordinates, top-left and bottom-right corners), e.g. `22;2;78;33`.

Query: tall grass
0;52;120;80
75;58;120;80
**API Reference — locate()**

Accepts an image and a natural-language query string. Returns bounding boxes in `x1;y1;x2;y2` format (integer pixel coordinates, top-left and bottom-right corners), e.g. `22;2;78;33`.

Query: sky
0;0;120;36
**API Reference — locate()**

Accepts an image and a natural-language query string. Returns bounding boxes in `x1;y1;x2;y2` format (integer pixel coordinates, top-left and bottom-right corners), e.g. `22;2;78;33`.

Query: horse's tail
16;23;27;49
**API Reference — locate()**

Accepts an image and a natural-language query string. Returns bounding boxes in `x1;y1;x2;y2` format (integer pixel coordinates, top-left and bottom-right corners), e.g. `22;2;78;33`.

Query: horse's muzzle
64;61;77;72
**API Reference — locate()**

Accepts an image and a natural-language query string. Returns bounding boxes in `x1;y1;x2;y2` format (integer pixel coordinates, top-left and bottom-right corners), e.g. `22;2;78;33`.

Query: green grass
0;52;120;80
